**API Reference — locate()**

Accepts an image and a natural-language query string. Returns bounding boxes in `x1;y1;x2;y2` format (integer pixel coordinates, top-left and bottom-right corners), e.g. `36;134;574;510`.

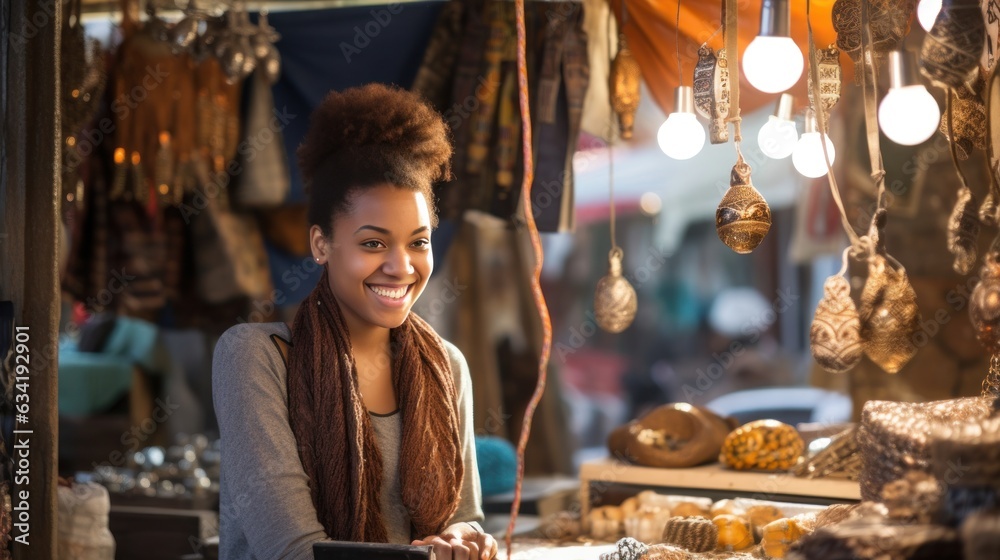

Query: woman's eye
362;240;384;249
411;238;430;249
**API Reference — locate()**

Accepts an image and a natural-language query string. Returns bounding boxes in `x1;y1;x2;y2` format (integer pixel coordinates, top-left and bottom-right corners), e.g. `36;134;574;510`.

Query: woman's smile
366;282;414;306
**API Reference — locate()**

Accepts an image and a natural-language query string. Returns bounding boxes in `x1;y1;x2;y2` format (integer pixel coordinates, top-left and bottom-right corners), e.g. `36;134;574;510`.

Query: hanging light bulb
758;93;798;159
793;109;836;178
878;50;940;146
658;86;706;160
917;0;942;32
743;0;803;93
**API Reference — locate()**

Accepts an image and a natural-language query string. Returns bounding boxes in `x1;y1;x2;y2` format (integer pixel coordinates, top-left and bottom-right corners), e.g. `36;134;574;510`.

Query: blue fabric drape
253;3;446;304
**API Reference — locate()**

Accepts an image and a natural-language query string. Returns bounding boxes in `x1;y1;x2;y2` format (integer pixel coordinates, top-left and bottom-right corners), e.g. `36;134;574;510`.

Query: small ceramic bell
610;33;641;140
920;0;985;89
810;275;863;374
693;46;729;144
716;162;772;254
858;254;921;374
947;186;980;275
969;258;1000;353
594;248;638;333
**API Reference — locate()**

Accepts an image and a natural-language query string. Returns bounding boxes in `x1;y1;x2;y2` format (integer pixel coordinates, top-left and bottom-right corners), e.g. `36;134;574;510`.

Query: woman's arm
445;341;485;528
213;323;328;559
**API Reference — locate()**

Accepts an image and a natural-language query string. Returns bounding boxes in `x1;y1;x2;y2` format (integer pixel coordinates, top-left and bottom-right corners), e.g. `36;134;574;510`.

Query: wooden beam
2;0;61;558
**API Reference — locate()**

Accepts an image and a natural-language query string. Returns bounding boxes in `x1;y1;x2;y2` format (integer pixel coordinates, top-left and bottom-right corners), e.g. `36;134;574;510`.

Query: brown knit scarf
286;268;464;542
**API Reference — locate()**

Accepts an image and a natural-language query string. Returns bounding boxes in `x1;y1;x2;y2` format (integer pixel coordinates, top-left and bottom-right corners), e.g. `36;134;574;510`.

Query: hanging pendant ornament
858;250;922;374
980;192;1000;227
693;46;730;144
948;186;981;275
919;0;985;90
594;248;638;333
808;45;843;122
832;0;915;71
810;251;863;374
716;162;772;254
940;75;988;160
969;250;1000;354
610;32;641;140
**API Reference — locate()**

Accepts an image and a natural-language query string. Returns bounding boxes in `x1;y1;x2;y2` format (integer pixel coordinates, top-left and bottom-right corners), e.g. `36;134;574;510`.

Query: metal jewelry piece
809;45;842;121
969;255;1000;353
947;186;981;275
594;248;638;333
693;46;730;144
610;32;642;140
858;253;921;374
811;273;863;374
920;0;986;90
716;162;772;254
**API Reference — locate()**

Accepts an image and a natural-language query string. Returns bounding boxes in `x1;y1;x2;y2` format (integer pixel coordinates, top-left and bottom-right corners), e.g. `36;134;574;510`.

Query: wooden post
2;0;61;558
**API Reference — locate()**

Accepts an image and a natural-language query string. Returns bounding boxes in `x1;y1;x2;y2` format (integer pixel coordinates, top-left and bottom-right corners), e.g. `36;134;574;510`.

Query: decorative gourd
761;518;807;559
671;501;710;519
713;514;754;551
624;506;672;544
710;499;745;518
720;420;804;471
589;505;624;540
747;504;784;540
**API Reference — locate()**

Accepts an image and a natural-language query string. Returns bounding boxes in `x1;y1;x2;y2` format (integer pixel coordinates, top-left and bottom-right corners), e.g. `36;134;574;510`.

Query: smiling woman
212;84;496;560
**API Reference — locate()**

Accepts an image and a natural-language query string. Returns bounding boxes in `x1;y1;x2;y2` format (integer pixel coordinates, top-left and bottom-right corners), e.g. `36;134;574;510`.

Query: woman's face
311;184;433;332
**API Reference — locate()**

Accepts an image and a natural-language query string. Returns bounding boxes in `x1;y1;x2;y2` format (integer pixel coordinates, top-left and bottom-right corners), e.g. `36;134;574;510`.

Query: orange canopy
610;0;841;116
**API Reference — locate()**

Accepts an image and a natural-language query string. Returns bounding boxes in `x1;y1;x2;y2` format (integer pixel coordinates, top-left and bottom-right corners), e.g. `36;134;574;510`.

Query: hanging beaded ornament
811;249;863;374
716;162;772;254
920;0;985;90
610;32;641;140
693;46;730;144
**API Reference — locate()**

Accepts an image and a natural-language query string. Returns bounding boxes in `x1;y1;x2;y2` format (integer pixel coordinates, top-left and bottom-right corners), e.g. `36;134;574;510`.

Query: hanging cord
701;24;724;50
806;0;863;250
608;4;618;252
723;0;744;159
858;0;888;215
504;0;553;557
675;0;683;86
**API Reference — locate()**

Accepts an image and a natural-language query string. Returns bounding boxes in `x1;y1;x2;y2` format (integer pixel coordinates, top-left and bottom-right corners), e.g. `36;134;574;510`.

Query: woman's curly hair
298;83;452;234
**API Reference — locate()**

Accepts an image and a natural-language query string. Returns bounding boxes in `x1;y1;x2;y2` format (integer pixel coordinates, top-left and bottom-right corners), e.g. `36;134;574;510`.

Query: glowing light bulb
658;86;705;160
758;93;798;159
743;36;804;93
743;1;802;93
917;0;941;32
878;51;940;146
793;131;836;178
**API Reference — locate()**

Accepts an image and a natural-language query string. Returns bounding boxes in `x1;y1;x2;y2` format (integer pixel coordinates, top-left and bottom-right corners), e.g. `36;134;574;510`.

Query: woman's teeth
369;285;407;299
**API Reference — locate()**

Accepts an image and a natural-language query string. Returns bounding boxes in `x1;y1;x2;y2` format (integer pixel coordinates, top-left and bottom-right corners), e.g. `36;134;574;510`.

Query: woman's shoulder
439;338;471;388
213;322;292;387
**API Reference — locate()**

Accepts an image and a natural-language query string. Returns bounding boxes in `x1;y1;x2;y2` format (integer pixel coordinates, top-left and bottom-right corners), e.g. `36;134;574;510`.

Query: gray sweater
213;322;484;559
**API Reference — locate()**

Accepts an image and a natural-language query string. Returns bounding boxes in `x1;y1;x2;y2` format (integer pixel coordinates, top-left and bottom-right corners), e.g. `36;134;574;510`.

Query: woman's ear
310;225;329;265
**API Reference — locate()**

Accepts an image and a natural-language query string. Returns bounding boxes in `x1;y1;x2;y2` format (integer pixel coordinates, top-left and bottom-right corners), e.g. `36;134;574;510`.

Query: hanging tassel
716;162;772;254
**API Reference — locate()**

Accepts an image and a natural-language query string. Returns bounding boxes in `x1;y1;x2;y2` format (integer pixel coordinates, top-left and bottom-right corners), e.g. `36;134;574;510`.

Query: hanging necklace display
595;6;638;334
811;249;863;374
919;0;985;90
715;0;771;255
693;45;730;144
945;90;982;275
610;23;641;140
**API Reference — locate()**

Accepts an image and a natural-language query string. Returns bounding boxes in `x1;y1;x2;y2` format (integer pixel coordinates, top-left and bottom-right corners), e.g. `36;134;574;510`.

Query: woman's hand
411;522;498;560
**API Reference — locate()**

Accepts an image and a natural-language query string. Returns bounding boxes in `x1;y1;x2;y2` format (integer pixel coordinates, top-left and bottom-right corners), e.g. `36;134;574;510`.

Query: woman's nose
382;246;414;276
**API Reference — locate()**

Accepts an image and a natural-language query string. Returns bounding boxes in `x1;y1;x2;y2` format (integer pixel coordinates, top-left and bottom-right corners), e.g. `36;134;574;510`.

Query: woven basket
857;397;995;500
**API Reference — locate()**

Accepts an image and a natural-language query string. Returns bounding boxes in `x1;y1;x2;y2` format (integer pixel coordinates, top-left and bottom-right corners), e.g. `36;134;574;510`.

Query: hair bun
297;83;452;185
